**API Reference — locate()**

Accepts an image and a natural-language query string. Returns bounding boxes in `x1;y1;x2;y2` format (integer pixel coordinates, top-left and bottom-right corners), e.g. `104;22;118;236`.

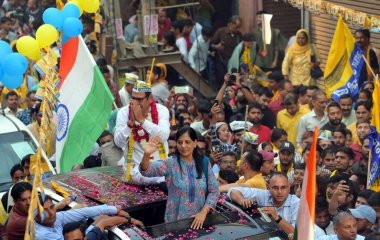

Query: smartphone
212;145;221;153
212;99;219;106
174;86;189;94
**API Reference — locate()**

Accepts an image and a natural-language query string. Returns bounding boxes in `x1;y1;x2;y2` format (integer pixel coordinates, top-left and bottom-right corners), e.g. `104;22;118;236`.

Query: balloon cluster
0;0;100;89
0;40;28;89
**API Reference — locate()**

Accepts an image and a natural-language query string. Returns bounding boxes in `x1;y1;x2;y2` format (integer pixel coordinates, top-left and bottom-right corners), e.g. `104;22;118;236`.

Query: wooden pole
240;105;249;158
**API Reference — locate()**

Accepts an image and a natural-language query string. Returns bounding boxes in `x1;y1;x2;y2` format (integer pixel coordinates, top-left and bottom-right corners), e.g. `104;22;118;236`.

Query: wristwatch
275;216;282;223
125;215;132;223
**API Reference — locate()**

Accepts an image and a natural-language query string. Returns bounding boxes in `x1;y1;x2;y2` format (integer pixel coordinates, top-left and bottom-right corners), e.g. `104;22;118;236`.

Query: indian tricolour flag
293;127;318;240
56;36;114;173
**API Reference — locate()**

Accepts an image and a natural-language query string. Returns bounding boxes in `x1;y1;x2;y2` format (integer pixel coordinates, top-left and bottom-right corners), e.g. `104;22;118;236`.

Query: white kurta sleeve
141;104;170;142
114;106;132;150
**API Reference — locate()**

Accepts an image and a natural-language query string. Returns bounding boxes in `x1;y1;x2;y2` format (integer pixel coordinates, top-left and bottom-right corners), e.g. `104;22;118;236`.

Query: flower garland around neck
124;100;167;182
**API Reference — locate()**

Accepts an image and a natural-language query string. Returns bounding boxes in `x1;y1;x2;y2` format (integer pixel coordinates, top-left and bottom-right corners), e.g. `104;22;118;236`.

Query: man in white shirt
316;212;365;240
339;94;356;126
228;172;299;235
172;20;188;62
119;73;138;107
3;91;21;116
297;90;328;146
188;26;213;74
114;80;170;185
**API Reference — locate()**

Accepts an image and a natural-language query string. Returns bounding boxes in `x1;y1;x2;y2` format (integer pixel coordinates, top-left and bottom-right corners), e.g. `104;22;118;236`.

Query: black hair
328;174;350;185
368;192;380;208
63;221;86;237
83;155;102;168
126;66;139;73
315;196;329;213
168;134;176;141
358;189;375;201
11;182;32;201
152;66;162;77
244;150;263;172
96;57;108;67
163;31;176;46
183;19;194;27
258;87;274;98
308;85;319;91
361;81;374;91
221;151;237;160
242;33;255;42
37;193;52;205
355;29;370;39
197;99;211;115
5;91;18;100
81;16;94;26
271;128;287;142
183;7;194;19
175;126;205;179
284;93;298;106
260;141;272;150
364;232;380;240
268;71;284;83
99;66;110;74
97;130;112;144
359;88;372;101
0;16;11;24
248;102;262;113
333;128;348;137
228;15;242;24
256;10;269;15
21;154;31;167
26;90;36;98
172;20;185;33
301;143;323;156
219;170;239;184
294;162;306;170
321;145;337;159
201;26;213;38
355;100;372;112
327;101;341;112
10;163;23;178
295;85;308;96
339;94;353;102
336;146;355;160
277;80;292;90
195;131;205;142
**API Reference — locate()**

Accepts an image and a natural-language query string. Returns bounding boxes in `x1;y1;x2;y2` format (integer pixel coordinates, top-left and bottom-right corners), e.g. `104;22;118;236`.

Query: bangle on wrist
275;216;282;223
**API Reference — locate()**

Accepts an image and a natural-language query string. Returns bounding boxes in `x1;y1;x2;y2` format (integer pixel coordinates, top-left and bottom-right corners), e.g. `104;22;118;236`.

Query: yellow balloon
16;36;39;59
82;0;100;13
36;24;58;48
67;1;83;16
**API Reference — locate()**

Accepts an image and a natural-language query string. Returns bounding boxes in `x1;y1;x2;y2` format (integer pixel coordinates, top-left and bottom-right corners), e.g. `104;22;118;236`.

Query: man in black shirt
321;102;346;132
355;29;379;87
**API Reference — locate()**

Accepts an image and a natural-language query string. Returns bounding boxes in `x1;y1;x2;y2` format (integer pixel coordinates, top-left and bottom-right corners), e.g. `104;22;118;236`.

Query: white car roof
0;113;26;134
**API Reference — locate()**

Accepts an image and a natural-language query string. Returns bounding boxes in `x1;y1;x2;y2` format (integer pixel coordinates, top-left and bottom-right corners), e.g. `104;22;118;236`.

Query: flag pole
361;55;377;78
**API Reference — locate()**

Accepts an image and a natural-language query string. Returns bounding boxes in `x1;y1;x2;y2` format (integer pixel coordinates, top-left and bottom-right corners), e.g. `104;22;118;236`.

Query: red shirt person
248;102;271;144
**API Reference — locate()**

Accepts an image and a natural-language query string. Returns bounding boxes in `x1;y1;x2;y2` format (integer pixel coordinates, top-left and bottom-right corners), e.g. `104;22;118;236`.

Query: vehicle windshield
0;131;37;191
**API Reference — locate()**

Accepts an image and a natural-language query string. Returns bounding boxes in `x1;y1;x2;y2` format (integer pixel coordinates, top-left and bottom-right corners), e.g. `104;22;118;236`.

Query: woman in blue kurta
140;126;219;229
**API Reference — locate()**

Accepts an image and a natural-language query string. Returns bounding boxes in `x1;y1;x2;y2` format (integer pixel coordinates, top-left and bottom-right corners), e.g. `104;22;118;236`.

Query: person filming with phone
228;172;299;235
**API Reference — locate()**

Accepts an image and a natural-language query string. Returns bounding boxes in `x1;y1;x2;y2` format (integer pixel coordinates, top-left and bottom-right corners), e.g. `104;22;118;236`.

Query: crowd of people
1;0;380;239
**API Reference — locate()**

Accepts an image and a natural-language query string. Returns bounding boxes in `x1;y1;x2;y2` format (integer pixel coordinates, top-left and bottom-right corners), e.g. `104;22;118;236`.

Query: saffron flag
368;79;380;191
324;16;364;102
293;128;318;240
57;36;114;173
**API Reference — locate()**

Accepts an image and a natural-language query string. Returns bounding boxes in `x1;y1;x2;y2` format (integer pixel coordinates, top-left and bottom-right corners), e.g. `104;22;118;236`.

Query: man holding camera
228;172;299;235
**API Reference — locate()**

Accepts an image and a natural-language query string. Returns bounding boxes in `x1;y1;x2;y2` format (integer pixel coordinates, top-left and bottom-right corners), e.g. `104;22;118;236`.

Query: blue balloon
1;73;23;89
0;40;12;62
62;18;83;37
3;53;28;76
62;34;70;44
42;8;64;30
62;4;80;19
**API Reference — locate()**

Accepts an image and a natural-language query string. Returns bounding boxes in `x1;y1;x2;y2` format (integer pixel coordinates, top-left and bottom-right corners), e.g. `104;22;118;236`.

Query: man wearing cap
219;150;267;193
114;80;170;185
349;205;376;237
259;150;277;178
230;120;253;145
275;141;296;181
119;73;138;107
